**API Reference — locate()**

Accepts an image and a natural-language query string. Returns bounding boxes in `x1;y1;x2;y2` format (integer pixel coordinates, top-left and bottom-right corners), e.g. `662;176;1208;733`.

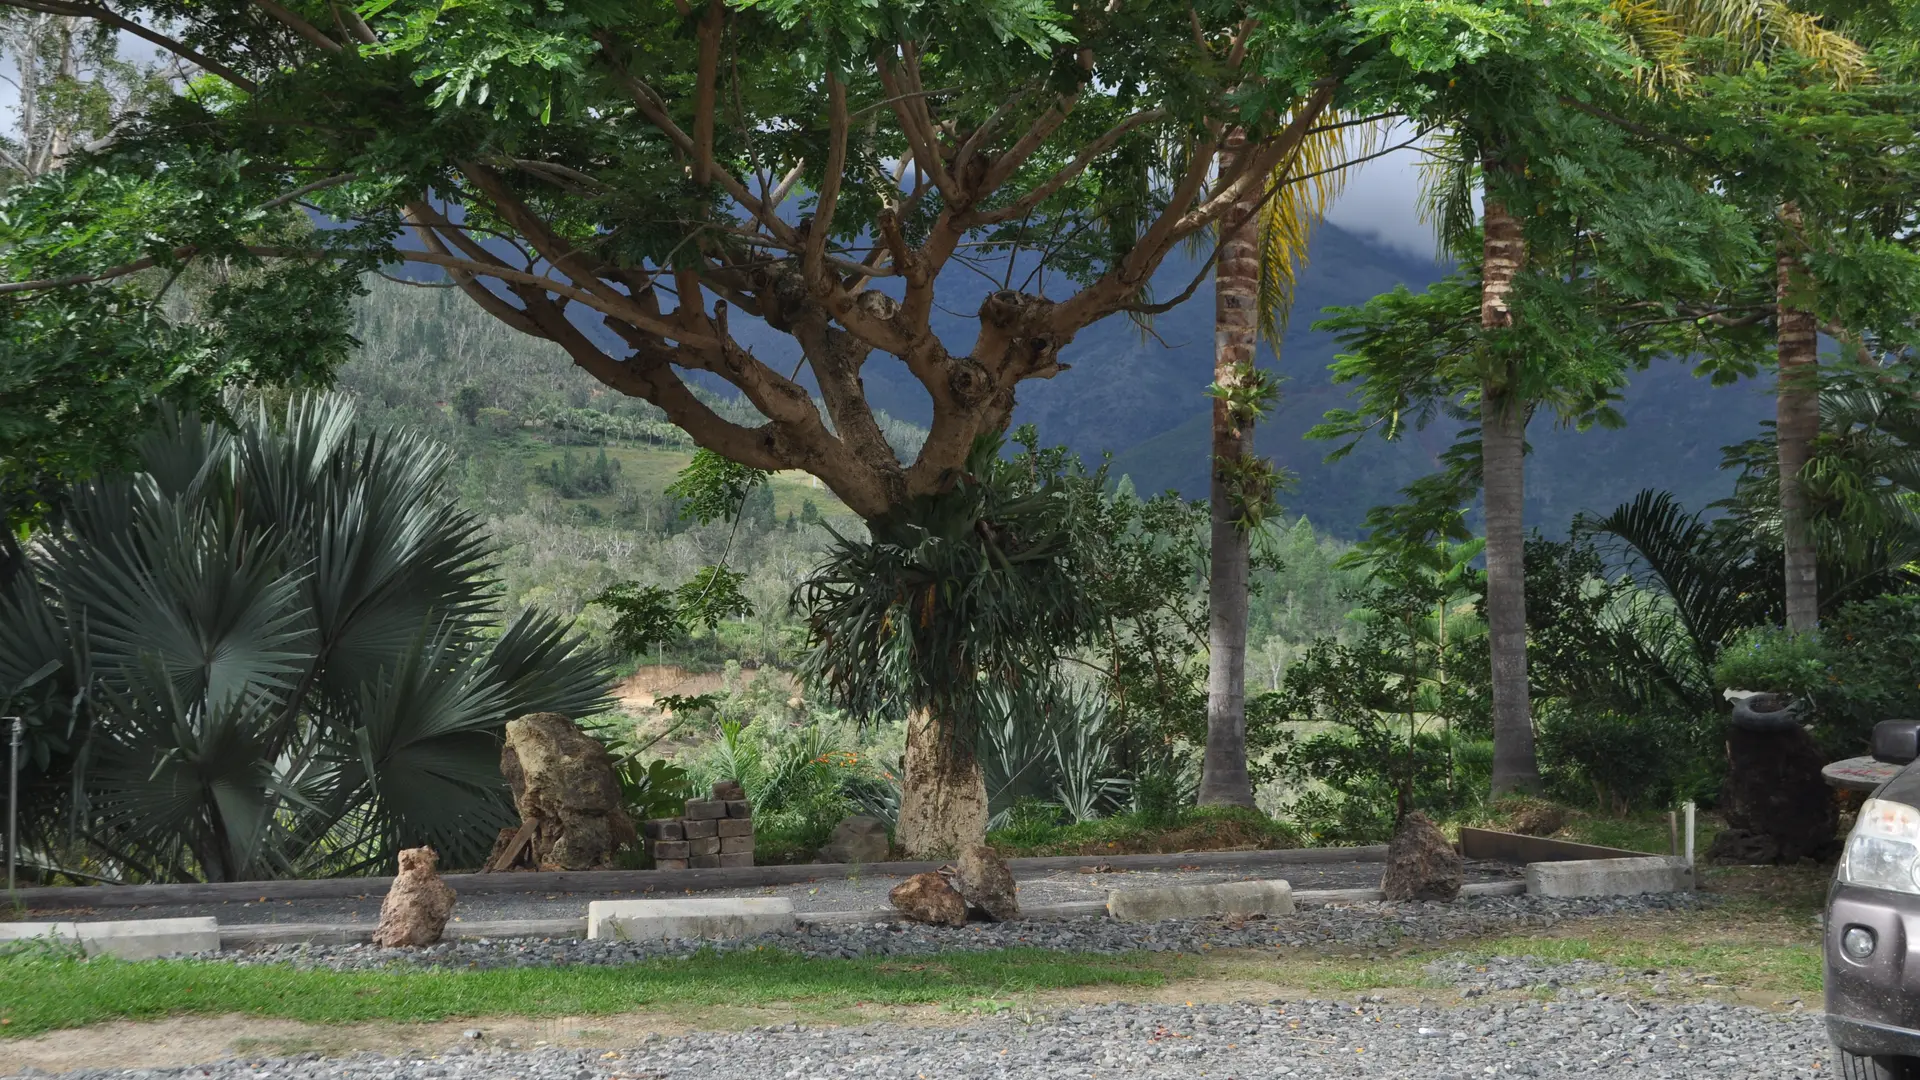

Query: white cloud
1322;123;1479;262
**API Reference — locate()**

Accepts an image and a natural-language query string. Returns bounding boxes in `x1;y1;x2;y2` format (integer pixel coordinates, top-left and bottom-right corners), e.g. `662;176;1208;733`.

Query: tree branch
2;0;257;89
802;71;849;295
692;0;723;185
962;107;1167;227
404;201;541;335
250;0;344;53
595;34;797;245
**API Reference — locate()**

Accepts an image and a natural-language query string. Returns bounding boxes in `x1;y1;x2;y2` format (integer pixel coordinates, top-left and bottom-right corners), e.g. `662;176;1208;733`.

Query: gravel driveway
15;955;1828;1080
205;893;1705;969
29;861;1523;926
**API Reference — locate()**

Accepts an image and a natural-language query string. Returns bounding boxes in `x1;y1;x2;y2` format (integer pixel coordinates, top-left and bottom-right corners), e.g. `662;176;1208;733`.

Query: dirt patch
613;665;729;712
0;978;1446;1075
0;1007;842;1074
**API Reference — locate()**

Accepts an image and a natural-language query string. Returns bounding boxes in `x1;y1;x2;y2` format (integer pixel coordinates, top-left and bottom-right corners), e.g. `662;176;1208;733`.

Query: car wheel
1837;1046;1920;1079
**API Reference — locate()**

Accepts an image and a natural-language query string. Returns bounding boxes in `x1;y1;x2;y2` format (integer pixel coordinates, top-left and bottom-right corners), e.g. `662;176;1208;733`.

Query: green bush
1711;626;1831;702
1710;597;1920;757
1536;704;1707;814
1824;595;1920;747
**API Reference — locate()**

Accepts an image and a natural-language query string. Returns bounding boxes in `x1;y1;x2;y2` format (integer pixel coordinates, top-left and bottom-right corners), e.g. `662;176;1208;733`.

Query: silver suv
1828;720;1920;1079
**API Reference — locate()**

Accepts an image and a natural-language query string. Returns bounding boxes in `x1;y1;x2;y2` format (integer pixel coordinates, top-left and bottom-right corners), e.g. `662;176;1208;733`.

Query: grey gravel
16;976;1828;1080
186;893;1709;970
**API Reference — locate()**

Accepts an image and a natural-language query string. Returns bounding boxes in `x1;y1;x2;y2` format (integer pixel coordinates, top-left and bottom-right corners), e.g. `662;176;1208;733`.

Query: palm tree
1776;203;1823;630
1417;2;1863;795
1199;119;1362;807
0;395;612;882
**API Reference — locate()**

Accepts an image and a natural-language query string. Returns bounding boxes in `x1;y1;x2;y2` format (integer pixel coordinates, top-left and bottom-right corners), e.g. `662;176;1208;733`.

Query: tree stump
1714;693;1838;864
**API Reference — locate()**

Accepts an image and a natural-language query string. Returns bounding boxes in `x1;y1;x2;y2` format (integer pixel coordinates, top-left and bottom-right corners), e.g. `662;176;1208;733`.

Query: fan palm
0;394;611;882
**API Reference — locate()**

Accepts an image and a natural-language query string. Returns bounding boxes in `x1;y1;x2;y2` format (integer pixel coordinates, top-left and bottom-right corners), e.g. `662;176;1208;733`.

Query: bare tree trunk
1776;203;1820;632
895;707;988;857
1199;130;1260;809
1480;191;1541;797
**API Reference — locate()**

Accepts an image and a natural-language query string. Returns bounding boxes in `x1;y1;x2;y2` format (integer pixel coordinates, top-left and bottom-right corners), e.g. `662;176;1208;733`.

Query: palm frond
1417;130;1480;260
1255;111;1383;343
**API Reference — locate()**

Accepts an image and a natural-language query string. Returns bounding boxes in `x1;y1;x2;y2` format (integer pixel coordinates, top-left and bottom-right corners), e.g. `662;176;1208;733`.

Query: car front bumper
1828;881;1920;1057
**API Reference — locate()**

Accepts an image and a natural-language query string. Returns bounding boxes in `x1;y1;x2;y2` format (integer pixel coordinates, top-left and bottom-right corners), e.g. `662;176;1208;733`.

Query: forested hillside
336;219;1780;668
335;278;1362;676
354;223;1777;541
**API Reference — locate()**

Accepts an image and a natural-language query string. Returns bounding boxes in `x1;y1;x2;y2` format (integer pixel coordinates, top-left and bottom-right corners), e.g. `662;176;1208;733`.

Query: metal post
1684;800;1696;869
6;717;20;895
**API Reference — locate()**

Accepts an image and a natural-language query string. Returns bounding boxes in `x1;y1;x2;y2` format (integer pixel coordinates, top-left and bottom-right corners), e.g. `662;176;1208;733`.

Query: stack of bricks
642;780;754;869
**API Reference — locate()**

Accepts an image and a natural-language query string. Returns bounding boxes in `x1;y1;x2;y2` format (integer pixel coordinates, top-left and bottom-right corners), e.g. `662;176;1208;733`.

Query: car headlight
1840;798;1920;893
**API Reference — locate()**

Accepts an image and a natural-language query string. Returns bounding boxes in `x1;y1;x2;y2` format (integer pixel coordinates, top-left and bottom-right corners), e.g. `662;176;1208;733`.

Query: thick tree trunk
1199;131;1261;809
895;707;989;857
1776;203;1820;632
1479;193;1541;797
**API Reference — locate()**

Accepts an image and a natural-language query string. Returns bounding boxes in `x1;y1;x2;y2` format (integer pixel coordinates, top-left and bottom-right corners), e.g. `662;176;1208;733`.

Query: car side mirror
1873;720;1920;765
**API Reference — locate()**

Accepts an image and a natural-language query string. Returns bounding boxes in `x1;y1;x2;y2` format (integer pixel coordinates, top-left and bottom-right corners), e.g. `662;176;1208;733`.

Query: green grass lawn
0;947;1179;1039
0;866;1830;1041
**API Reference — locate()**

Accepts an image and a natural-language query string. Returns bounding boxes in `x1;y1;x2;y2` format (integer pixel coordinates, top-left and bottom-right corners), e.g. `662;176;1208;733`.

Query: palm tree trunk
1480;191;1541;796
896;706;988;857
1776;202;1819;632
1199;130;1261;808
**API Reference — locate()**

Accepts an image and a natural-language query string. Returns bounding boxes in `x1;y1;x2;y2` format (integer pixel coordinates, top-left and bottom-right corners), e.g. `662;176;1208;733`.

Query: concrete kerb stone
1524;855;1695;898
587;897;797;941
1106;878;1295;922
0;917;219;959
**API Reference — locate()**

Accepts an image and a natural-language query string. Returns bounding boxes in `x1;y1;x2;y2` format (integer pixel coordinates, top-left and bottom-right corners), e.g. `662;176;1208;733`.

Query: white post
1683;800;1696;868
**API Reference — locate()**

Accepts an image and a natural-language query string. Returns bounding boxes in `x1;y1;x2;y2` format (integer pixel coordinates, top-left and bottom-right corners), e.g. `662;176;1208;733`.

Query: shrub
1824;594;1920;747
1536;704;1704;814
1711;626;1831;702
1710;597;1920;757
0;396;612;881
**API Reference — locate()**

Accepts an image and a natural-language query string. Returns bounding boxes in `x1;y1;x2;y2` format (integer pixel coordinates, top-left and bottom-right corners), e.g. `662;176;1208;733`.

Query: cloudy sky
1321;123;1451;261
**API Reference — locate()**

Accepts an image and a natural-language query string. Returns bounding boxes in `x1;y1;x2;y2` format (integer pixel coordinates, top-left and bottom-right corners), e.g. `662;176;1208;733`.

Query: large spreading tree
2;0;1655;851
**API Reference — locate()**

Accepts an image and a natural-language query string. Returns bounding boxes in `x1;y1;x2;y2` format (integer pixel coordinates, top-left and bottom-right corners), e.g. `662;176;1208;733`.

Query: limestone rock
889;871;967;926
371;846;456;948
955;844;1019;921
1381;812;1464;902
498;712;636;871
816;815;890;864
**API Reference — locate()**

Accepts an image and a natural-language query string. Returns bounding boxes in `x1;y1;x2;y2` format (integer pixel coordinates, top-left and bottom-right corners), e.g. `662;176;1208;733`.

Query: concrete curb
1108;879;1295;922
210;881;1531;949
1525;856;1694;898
0;917;219;959
588;898;796;940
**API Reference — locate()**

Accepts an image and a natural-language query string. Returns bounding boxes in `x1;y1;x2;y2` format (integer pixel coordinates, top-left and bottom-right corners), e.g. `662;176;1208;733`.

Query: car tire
1837;1046;1920;1079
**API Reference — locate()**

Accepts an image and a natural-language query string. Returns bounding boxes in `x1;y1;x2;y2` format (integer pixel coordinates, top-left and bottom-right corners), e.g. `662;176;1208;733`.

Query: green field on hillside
517;440;848;521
